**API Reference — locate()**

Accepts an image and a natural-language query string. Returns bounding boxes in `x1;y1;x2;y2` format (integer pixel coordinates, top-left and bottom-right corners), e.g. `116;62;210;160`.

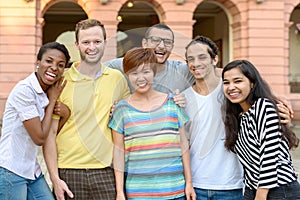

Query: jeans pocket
243;187;255;200
268;181;300;200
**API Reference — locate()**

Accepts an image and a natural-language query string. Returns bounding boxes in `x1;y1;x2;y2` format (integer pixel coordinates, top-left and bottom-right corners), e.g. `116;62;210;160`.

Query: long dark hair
222;60;299;152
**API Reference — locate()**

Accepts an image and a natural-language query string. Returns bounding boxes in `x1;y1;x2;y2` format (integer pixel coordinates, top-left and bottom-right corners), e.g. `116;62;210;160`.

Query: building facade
1;0;300;125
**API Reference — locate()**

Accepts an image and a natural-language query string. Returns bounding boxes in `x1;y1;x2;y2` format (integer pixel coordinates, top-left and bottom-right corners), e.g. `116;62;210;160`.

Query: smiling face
36;48;67;91
222;67;253;112
127;63;154;94
75;26;106;65
142;27;173;65
186;43;217;80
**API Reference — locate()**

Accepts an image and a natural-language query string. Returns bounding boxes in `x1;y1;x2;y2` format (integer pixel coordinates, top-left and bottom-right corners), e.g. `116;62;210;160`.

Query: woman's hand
254;188;269;200
47;77;67;102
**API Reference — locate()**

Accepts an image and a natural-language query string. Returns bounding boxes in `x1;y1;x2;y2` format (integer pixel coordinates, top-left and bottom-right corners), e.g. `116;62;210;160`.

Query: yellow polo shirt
56;62;129;169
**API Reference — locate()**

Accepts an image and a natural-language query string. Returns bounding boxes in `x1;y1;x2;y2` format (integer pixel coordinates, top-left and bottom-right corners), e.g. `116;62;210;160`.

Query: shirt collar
68;61;110;81
29;72;44;94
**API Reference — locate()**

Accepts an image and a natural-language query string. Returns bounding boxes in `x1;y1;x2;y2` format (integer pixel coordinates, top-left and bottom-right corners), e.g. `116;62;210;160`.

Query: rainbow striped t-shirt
109;94;189;199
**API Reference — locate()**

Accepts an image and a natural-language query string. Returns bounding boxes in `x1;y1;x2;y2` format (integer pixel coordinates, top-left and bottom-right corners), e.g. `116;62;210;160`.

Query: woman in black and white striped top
221;60;300;200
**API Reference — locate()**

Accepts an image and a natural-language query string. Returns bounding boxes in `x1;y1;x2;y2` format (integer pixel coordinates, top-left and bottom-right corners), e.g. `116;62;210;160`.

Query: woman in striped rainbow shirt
109;47;196;200
222;60;300;200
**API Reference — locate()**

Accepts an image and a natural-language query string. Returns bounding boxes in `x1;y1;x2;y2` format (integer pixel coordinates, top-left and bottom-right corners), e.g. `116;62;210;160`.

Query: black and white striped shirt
236;98;297;189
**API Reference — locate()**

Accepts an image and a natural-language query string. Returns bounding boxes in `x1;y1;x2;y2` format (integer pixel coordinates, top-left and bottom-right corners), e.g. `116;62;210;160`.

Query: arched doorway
116;0;160;57
289;4;300;93
43;1;87;64
193;2;230;68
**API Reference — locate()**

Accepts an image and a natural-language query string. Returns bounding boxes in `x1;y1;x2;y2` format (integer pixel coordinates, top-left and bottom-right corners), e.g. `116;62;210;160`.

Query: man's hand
277;96;294;117
173;89;186;108
110;101;118;117
53;101;71;133
277;96;294;126
185;182;196;200
52;178;74;200
53;101;70;119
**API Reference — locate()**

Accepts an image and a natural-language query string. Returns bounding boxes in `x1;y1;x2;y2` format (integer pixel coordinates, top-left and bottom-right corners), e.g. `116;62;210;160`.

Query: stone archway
193;1;230;68
116;0;160;57
42;1;87;44
289;4;300;93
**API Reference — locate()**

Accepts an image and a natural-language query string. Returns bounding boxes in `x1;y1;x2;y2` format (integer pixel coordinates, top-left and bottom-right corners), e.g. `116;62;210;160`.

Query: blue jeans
243;180;300;200
0;167;54;200
194;187;243;200
172;195;186;200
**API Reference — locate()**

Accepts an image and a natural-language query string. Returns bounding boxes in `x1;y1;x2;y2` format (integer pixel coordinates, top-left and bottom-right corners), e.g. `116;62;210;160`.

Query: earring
36;65;39;69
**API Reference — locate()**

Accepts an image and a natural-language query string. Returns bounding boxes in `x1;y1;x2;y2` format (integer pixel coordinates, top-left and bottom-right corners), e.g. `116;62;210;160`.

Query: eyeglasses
146;36;174;47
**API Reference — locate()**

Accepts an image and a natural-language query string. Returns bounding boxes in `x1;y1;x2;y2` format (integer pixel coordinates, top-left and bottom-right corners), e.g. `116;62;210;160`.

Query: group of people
0;18;299;200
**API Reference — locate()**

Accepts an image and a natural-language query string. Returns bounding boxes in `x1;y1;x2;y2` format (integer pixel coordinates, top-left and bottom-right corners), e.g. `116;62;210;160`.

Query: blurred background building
1;0;300;126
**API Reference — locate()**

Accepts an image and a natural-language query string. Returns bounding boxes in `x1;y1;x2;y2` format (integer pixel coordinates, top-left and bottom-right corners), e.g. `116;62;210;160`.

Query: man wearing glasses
105;24;194;95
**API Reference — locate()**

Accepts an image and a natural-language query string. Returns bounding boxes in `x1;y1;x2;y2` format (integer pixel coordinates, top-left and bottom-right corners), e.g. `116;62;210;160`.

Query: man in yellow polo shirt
43;19;129;200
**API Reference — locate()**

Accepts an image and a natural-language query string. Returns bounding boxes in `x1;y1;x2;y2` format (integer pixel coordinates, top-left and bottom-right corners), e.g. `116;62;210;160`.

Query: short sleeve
176;106;189;128
177;61;195;86
13;85;40;122
104;58;124;72
108;102;125;134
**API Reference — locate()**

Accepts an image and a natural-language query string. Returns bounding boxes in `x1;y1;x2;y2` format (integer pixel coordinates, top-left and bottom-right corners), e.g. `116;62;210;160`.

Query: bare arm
112;130;126;200
179;127;196;200
43;118;73;200
53;101;71;133
24;78;66;146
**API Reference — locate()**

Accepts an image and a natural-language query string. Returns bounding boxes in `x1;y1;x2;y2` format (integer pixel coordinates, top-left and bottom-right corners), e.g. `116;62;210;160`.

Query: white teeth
194;66;204;70
46;72;56;78
155;51;165;55
137;83;147;87
229;92;238;96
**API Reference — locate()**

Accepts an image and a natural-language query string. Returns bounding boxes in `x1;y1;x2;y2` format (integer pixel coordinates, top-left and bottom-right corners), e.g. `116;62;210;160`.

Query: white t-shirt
183;81;244;190
0;73;46;180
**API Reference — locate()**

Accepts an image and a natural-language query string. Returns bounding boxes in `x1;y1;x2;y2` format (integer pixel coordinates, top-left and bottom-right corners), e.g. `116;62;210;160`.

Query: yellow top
56;62;130;168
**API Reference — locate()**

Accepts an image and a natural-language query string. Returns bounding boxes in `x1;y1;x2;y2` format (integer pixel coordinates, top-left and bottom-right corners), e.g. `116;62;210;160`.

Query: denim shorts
194;187;243;200
243;180;300;200
0;167;54;200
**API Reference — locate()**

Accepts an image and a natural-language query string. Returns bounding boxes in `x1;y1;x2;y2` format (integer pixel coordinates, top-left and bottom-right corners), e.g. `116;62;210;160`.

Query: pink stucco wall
1;0;300;125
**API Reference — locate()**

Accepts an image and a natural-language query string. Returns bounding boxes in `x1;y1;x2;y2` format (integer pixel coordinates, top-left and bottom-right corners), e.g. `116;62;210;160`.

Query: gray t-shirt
104;58;194;93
